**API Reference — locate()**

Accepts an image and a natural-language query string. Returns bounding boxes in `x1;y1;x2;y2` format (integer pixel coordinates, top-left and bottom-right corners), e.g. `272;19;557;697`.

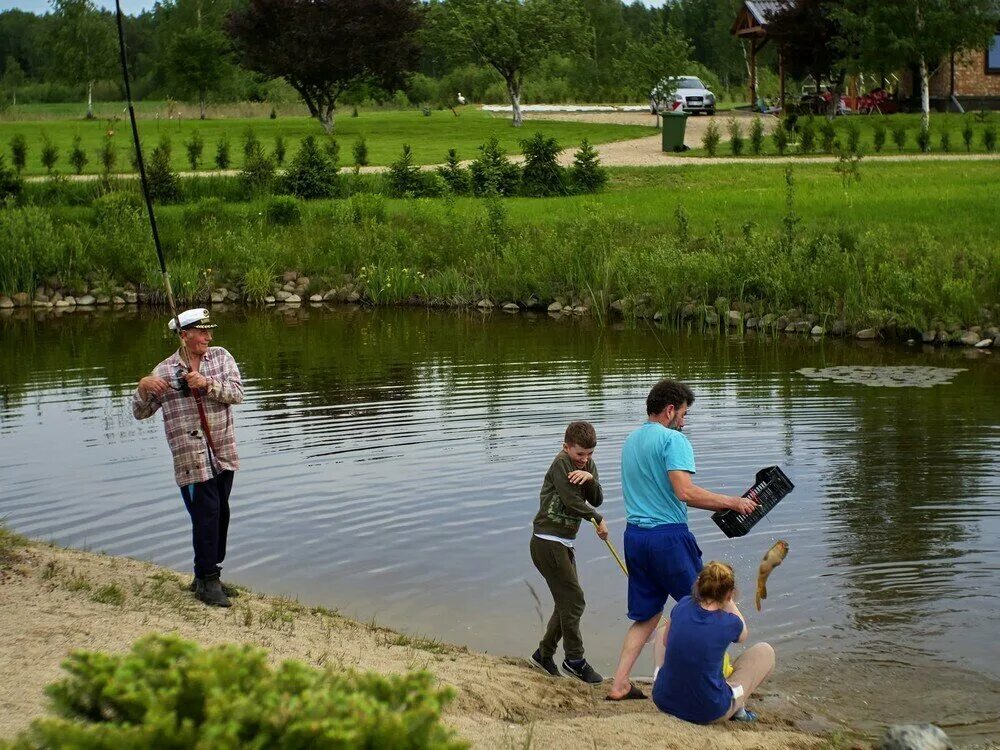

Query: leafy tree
568;138;606;193
167;28;231;120
1;55;25;106
185;130;204;170
214;134;231;169
617;26;690;118
226;0;422;133
99;132;116;175
519;131;567;196
40;136;59;174
440;0;592;127
50;0;116;120
281;134;340;199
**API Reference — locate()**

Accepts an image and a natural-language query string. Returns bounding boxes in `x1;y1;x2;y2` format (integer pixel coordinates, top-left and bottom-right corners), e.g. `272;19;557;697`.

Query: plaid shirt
132;346;243;487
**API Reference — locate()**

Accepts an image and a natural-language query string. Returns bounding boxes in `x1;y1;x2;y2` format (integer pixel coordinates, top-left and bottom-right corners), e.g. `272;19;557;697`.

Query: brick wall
902;49;1000;100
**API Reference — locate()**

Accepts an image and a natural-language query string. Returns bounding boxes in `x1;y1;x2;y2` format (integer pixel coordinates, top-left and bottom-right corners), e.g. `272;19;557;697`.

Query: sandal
730;707;758;722
605;683;647;701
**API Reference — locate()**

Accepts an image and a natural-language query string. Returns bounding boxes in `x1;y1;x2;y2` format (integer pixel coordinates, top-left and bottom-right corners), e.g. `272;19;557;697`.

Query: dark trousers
180;470;233;579
530;535;586;661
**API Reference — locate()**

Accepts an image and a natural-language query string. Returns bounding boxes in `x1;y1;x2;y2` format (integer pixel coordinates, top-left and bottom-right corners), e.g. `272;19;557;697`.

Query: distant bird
457;92;467;105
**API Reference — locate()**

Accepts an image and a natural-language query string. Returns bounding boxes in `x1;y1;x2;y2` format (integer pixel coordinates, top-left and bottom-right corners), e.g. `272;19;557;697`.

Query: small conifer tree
568;139;607;194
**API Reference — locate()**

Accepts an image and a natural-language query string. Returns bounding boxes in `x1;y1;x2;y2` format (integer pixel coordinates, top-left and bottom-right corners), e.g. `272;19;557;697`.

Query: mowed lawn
0;108;654;176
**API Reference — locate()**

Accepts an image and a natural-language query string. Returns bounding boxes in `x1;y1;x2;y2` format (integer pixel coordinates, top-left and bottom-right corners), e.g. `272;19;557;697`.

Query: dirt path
0;538;840;748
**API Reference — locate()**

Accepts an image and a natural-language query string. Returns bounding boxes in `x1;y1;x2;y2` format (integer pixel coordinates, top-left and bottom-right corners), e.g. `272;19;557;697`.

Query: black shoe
189;576;240;598
562;658;603;684
195;574;232;608
530;649;561;677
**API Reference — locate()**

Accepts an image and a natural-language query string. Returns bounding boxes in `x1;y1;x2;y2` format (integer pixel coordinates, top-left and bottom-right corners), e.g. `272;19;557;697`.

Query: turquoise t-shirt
621;421;696;527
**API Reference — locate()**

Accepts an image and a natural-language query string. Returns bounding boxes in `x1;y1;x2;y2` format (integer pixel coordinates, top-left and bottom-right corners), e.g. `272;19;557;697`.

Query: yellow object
591;519;628;576
723;652;734;678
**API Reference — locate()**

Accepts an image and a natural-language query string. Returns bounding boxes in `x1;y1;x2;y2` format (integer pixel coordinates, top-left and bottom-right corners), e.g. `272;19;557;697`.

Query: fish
755;540;789;611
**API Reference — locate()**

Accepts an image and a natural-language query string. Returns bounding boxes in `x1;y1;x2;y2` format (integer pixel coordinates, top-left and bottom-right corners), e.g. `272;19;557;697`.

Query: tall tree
50;0;116;119
615;26;691;122
837;0;999;131
442;0;592;126
1;56;26;106
226;0;422;133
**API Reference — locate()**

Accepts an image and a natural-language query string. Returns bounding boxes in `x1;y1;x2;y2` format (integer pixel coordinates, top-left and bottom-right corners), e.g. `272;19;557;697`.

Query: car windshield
675;78;704;89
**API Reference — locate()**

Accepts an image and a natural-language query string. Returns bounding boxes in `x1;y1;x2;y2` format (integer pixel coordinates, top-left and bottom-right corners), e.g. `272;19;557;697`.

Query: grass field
0;108;654;176
684;112;1000;157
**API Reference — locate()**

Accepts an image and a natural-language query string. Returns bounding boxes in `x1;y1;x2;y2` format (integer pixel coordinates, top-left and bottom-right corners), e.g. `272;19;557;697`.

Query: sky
1;0;155;11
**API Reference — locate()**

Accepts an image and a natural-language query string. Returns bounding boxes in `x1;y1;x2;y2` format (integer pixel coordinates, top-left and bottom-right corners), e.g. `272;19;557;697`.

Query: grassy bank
0;110;652;176
1;162;997;333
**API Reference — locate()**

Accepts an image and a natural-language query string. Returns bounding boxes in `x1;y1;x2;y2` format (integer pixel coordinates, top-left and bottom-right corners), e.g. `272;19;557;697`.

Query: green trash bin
661;110;689;152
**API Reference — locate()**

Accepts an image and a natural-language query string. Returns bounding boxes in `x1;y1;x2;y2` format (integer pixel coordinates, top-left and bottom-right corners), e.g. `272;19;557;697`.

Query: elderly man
132;308;244;608
606;378;758;701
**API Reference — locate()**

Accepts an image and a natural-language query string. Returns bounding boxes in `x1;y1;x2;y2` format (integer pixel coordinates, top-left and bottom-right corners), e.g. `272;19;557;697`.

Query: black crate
711;466;794;538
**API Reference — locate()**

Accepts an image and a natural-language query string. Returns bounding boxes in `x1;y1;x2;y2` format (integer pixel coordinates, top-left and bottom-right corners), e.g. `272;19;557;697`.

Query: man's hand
728;495;759;515
184;371;210;390
567;470;593;485
139;375;170;398
594;519;609;540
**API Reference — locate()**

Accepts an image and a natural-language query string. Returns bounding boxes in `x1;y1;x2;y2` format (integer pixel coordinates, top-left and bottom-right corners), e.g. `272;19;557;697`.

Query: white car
650;76;716;115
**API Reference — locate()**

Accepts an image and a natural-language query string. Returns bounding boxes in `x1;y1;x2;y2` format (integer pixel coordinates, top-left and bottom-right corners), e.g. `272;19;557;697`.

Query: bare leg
609;615;659;698
652;618;669;678
718;642;776;720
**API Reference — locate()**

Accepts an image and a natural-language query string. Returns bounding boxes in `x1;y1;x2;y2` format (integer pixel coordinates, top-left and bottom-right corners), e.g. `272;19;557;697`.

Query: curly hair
646;379;695;415
564;421;597;449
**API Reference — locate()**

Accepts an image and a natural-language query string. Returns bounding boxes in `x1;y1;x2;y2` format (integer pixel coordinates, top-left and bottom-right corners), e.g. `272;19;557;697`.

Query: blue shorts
624;523;703;622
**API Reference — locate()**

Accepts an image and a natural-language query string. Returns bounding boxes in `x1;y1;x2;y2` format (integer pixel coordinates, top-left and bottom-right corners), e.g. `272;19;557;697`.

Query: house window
988;34;1000;74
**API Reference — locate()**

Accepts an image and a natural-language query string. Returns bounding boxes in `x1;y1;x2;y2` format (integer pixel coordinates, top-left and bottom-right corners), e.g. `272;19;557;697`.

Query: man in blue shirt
606;379;758;701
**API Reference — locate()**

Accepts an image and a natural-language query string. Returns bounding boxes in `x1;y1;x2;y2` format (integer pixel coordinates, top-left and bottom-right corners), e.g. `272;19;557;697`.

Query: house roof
745;0;788;26
732;0;790;36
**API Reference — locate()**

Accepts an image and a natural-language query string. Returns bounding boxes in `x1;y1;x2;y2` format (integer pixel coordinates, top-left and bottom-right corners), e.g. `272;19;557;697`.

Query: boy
529;420;609;684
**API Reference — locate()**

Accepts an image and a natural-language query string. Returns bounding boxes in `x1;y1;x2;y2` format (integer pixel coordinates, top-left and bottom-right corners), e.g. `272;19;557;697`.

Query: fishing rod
591;518;628;576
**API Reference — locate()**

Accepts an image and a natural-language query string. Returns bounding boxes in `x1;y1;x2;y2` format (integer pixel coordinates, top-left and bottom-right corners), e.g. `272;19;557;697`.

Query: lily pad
796;365;966;388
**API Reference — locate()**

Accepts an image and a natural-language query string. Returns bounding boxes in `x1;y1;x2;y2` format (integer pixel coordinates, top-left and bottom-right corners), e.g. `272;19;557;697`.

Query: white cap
167;308;216;331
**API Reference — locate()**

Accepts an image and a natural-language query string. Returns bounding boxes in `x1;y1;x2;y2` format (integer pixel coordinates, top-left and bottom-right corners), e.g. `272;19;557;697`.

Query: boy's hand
567;470;593;485
594;519;609;540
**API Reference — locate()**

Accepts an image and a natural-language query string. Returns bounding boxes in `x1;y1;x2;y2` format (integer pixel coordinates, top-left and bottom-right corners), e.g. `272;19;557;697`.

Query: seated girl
652;560;775;723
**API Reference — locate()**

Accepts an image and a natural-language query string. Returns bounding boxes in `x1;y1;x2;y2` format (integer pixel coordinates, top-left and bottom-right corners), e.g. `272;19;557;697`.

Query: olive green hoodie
532;451;604;540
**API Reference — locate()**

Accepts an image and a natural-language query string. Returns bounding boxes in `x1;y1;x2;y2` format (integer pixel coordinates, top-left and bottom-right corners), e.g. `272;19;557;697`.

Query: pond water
1;306;998;742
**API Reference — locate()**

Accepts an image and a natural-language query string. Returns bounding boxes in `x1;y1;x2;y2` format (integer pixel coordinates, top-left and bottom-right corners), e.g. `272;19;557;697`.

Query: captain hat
167;308;217;331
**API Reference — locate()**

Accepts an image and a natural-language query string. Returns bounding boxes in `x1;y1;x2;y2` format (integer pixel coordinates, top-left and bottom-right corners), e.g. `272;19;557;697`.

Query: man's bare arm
668;470;758;515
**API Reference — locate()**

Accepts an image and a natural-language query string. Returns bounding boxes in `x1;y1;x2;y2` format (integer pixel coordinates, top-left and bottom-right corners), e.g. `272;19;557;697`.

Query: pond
1;305;998;742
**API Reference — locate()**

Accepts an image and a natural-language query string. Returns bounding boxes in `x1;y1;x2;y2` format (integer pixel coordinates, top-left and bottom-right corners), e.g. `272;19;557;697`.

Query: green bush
772;124;789;155
240;141;276;197
845;121;861;154
0;205;64;296
99;135;116;175
347;193;387;225
273;135;286;166
242;126;260;160
387;144;423;197
519;131;568;197
2;634;465;750
146;140;180;203
819;120;837;153
264;195;302;226
892;124;907;152
701;119;720;156
40;135;58;174
352;136;369;168
873;121;887;153
185;131;204;171
962;118;975;152
984;125;997;153
281;135;339;200
749;117;765;155
181;197;227;228
214;135;231;170
799;117;815;154
0;153;23;202
10;134;27;175
469;136;520;196
568;138;607;194
69;135;88;175
437;149;469;195
727;118;744;156
916;125;931;153
939;128;951;152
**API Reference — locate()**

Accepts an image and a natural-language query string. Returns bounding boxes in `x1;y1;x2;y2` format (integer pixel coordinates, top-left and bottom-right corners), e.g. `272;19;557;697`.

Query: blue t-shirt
652;596;743;724
621;422;696;527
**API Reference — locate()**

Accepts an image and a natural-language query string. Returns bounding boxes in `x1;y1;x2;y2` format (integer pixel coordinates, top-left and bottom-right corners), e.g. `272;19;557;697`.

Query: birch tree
50;0;116;120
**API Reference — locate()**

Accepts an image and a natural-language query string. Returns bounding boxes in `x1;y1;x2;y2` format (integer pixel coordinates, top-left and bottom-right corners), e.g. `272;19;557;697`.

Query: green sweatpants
530;535;586;660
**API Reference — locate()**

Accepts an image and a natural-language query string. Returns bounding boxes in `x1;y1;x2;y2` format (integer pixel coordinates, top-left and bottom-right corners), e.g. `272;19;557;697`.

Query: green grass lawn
0;108;653;176
683;112;1000;157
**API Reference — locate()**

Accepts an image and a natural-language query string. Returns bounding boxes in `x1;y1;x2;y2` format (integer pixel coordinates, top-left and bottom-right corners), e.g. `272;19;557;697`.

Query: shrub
437;149;469;194
281;135;339;199
701;119;720;156
984;124;997;153
749;117;765;155
4;634;465;750
264;195;302;225
240;141;276;197
242;126;259;160
69;135;88;175
469;136;520;196
916;124;931;153
519;131;567;197
819;119;837;153
568;138;607;194
146;140;179;203
873;121;887;153
939;128;951;152
273;135;286;166
181;197;226;228
387;144;423;197
727;118;744;156
99;134;116;175
772;124;789;155
40;136;58;174
352;136;369;168
324;137;340;164
156;135;173;162
347;193;387;225
845;121;861;154
799;117;816;153
0;205;62;296
185;131;204;171
891;124;907;152
214;135;231;170
0;153;23;202
10;134;27;174
962;118;974;151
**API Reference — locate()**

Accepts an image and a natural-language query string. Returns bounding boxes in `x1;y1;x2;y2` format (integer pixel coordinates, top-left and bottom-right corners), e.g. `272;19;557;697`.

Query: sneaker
562;658;603;684
189;576;240;598
195;574;232;608
730;707;758;722
530;649;561;677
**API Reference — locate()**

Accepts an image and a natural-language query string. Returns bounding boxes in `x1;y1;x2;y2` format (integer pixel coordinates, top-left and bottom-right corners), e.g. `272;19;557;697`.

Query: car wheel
706;109;715;116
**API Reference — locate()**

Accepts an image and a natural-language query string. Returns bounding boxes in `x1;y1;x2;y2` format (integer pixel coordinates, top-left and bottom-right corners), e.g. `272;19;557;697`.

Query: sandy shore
0;536;850;749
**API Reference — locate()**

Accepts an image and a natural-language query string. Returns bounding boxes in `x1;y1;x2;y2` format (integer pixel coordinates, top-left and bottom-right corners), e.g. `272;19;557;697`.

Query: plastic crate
711;466;794;538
